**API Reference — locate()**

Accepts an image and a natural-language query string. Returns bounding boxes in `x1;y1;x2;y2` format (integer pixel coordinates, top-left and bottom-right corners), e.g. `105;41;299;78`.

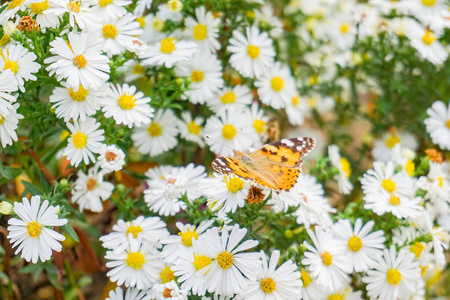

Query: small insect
211;137;315;192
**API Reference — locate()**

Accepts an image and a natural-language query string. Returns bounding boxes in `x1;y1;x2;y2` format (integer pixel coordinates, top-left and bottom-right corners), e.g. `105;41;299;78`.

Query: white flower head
98;144;126;173
185;6;221;53
105;286;149;300
328;145;353;195
176;111;205;146
425;100;450;150
140;37;198;68
44;0;99;30
0;103;24;148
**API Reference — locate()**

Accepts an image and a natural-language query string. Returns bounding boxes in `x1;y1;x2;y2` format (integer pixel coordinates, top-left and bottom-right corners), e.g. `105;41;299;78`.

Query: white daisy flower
90;0;131;19
405;19;448;65
425;100;450;150
100;216;169;253
134;0;153;16
105;286;149;300
63;116;105;167
71;165;114;212
328;145;353;195
161;220;214;265
254;5;283;38
157;2;182;22
244;102;269;146
303;91;335;114
98;144;126;173
150;280;188;300
323;283;363;300
105;239;161;290
200;173;249;213
228;26;275;78
98;13;143;56
193;225;260;296
0;70;18;111
365;192;423;219
176;111;205;146
0;103;24;148
175;50;223;104
45;32;110;92
326;15;357;51
422;162;450;215
144;163;206;216
204;108;259;156
103;83;154;128
140;13;166;43
140;37;198;68
372;131;418;163
7;195;67;263
49;83;106;122
185;6;220;53
407;0;448;30
362;245;421;299
0;44;40;92
331;218;385;272
300;269;328;300
131;109;179;157
28;0;61;30
390;144;416;177
236;250;303;299
45;0;98;30
302;227;351;292
285;93;310;126
207;85;253;114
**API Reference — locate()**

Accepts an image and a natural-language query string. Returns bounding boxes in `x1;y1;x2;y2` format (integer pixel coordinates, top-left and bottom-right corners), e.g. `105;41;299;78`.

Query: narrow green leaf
61;223;79;243
21;180;43;196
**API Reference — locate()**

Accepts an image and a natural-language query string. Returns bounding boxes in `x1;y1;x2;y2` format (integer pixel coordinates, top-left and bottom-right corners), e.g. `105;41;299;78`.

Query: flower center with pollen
193;253;212;270
382;179;396;193
193;24;207;41
27;221;42;238
163;288;172;298
72;131;87;149
191;70;204;83
422;29;436;46
225;176;245;193
329;294;345;300
126;251;146;270
271;77;284;92
216;251;233;270
222;124;236;140
348;235;362;252
68;85;88;101
253;119;265;134
3;59;19;74
67;1;81;13
421;0;436;6
340;158;351;178
98;0;113;6
86;178;98;191
446;119;450;129
126;224;143;238
385;134;400;148
118;94;136;110
103;24;118;39
159;266;175;283
221;92;236;104
105;151;117;162
147;122;162;137
187;121;201;135
247;45;260;59
301;269;312;287
8;0;25;9
260;278;276;293
386;268;402;285
73;54;87;69
410;242;425;258
179;228;199;247
321;251;333;266
160;38;176;53
30;0;49;14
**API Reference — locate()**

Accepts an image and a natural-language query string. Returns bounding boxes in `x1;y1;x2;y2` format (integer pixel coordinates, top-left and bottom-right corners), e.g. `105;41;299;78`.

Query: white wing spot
281;139;294;147
296;145;303;151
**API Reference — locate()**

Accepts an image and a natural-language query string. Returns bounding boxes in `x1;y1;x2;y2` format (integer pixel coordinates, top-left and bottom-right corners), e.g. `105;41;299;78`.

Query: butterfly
211;137;315;192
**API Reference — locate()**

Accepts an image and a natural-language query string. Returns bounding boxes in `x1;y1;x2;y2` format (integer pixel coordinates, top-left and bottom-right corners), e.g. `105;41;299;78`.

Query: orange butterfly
211;137;315;192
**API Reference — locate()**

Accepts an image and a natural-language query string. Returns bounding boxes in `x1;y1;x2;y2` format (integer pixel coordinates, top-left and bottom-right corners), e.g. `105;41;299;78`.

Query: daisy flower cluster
0;0;449;299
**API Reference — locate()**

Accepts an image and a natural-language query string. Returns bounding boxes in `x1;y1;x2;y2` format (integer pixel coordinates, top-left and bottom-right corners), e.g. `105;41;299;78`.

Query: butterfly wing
211;156;255;181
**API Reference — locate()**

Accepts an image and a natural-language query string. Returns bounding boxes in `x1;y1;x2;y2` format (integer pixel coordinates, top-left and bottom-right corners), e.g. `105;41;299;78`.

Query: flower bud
0;201;14;215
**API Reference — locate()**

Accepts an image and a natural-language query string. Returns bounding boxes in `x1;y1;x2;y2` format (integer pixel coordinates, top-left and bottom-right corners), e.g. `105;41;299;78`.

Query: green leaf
45;264;61;290
62;223;79;243
21;180;43;196
0;270;8;281
40;173;52;194
19;263;43;274
4;145;18;155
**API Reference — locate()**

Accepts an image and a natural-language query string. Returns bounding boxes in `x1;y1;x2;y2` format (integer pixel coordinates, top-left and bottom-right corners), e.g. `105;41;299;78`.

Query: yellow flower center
191;70;204;83
126;251;146;270
307;97;317;108
437;177;443;188
68;85;88;101
73;54;87;69
340;158;351;178
163;288;172;298
30;0;49;14
8;0;24;9
0;35;11;47
389;195;401;206
386;268;402;286
136;16;145;27
347;235;362;252
382;179;396;193
187;121;201;135
225;176;245;193
271;76;284;92
0;115;5;125
160;38;176;54
98;0;113;7
3;59;19;74
132;64;144;74
159;266;175;283
167;0;182;12
103;24;118;39
321;251;333;266
67;1;81;13
216;251;233;270
27;221;42;238
221;92;236;104
126;224;143;238
222;124;236;140
152;17;165;31
118;94;136;110
147;122;162;137
179;227;199;247
86;178;98;190
253;119;265;134
328;294;345;300
72;131;87;149
446;119;450;129
385;134;400;148
421;266;428;278
422;29;437;46
260;278;276;293
247;45;260;59
291;96;299;106
421;0;436;6
410;242;425;258
340;24;349;34
193;24;207;41
405;160;415;177
193;253;212;270
309;74;319;85
301;269;312;287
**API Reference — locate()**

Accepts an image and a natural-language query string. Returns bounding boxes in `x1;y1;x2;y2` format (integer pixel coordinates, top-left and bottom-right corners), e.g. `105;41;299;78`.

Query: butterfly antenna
204;135;236;152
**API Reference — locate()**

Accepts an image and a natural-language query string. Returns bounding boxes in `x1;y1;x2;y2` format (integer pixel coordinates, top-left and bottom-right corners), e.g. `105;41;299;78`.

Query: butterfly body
211;137;315;192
